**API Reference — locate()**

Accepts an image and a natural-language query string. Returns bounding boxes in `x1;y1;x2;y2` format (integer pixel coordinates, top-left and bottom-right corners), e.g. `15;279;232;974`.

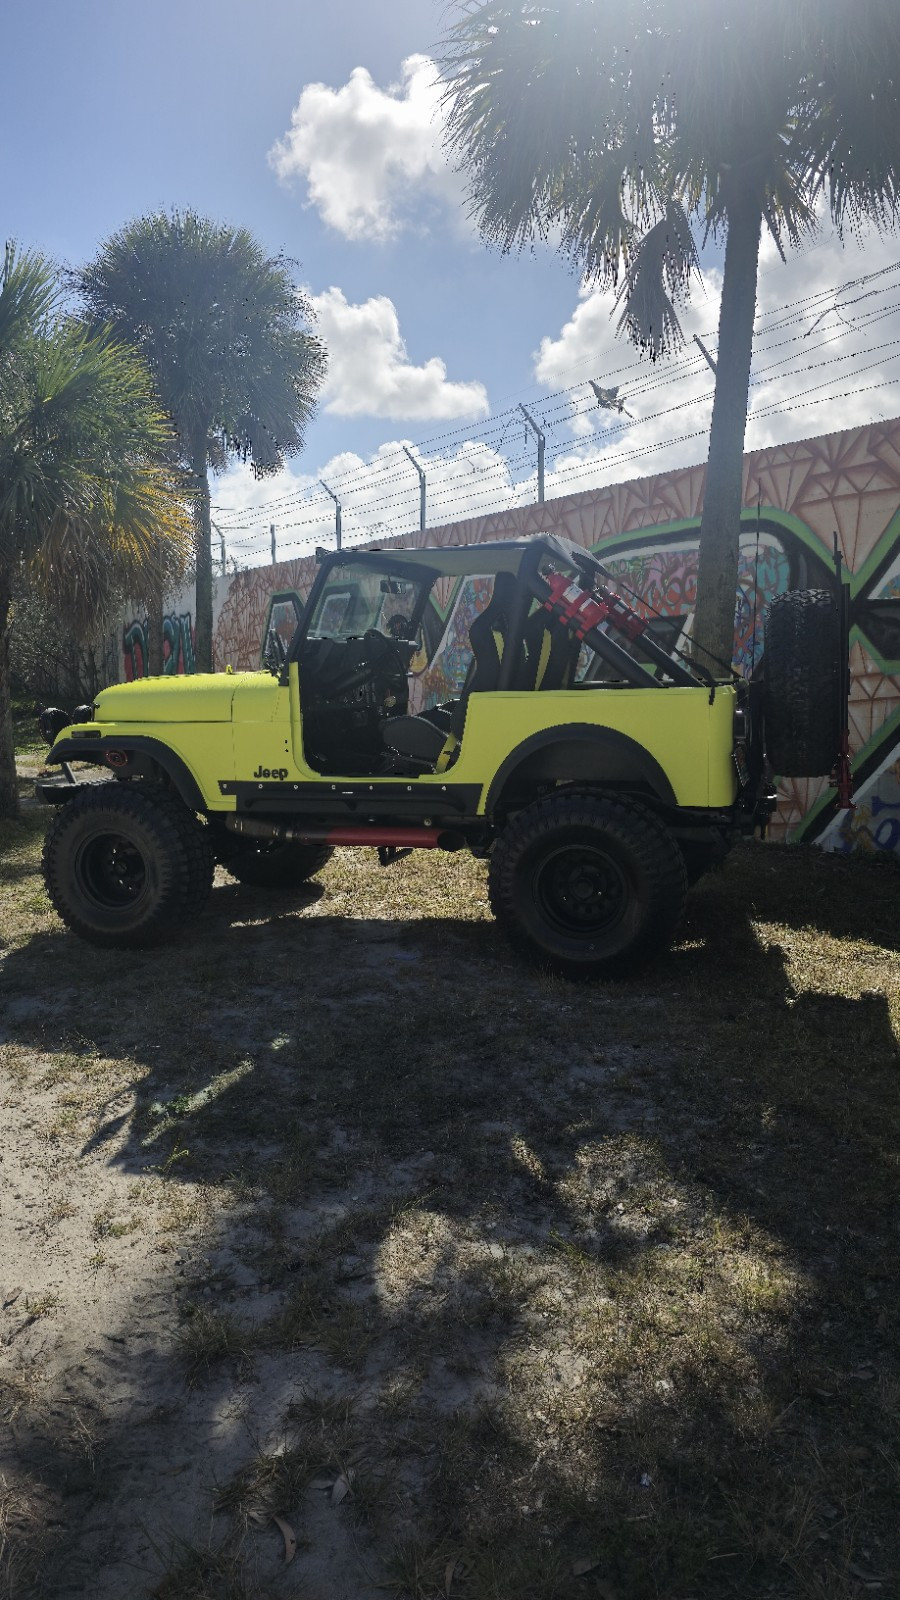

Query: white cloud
269;55;461;241
530;269;723;488
213;438;522;563
310;287;488;421
213;224;900;565
529;222;900;495
744;225;900;448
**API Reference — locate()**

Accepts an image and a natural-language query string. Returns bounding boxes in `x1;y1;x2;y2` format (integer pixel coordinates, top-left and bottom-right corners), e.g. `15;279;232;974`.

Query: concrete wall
119;417;900;855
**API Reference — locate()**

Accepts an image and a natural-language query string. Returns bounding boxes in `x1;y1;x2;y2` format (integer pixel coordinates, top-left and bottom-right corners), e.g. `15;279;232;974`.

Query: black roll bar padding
496;574;533;691
578;621;674;688
524;567;704;690
615;623;702;689
523;569;659;689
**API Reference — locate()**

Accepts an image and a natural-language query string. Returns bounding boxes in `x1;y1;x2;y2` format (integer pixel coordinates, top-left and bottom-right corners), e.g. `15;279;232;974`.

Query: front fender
46;734;207;812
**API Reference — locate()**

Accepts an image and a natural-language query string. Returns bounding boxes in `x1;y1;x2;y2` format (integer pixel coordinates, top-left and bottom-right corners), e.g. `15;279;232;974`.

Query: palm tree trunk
692;184;764;675
147;594;164;677
0;566;20;821
192;437;213;674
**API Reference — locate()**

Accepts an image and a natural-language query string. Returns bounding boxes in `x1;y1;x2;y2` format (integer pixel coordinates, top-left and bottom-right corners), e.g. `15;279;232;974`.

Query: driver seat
382;571;522;771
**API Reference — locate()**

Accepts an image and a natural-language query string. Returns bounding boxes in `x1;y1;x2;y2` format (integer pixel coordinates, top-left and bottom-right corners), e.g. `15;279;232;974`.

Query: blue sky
5;0;900;563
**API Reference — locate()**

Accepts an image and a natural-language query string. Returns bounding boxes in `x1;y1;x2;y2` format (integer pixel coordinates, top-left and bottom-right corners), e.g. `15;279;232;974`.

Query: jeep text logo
252;765;289;780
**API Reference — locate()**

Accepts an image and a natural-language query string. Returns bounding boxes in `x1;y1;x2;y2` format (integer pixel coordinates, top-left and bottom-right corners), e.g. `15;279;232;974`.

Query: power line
243;360;900;565
212;263;900;551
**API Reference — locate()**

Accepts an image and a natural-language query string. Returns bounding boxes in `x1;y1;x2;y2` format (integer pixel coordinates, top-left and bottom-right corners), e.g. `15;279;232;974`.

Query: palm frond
0;243;59;362
1;315;191;625
614;202;699;357
440;0;900;351
76;210;326;473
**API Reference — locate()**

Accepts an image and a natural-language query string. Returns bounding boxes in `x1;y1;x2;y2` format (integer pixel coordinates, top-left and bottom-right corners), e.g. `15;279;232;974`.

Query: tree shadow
1;853;898;1596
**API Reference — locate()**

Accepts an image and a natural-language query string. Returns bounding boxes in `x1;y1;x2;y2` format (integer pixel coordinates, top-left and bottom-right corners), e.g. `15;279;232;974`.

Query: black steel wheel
42;783;214;948
763;589;841;776
226;841;334;888
489;791;687;978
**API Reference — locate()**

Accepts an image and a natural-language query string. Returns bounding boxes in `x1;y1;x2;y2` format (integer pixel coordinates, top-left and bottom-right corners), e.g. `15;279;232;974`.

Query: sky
4;0;900;567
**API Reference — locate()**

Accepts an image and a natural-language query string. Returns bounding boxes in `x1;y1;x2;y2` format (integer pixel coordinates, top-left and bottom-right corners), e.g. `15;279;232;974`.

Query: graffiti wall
121;417;900;854
122;608;197;681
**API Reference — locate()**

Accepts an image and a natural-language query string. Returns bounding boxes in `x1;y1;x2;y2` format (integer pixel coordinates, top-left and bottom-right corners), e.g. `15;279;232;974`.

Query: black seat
517;606;582;691
382;571;525;769
464;571;523;697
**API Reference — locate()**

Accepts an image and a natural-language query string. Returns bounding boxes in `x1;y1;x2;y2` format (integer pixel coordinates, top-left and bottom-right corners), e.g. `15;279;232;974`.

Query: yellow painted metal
442;684;739;810
74;666;739;815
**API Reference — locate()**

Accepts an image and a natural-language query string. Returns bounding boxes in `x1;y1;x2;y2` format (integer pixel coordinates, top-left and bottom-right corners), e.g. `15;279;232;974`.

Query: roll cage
288;535;717;692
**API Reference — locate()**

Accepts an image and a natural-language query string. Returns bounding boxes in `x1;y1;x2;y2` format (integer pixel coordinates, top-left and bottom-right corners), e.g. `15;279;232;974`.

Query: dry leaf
309;1477;334;1491
331;1472;352;1505
272;1515;297;1564
573;1557;600;1577
445;1556;464;1595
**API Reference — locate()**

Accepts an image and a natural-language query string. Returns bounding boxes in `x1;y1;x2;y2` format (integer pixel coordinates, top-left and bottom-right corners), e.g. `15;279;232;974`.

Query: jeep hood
94;672;268;724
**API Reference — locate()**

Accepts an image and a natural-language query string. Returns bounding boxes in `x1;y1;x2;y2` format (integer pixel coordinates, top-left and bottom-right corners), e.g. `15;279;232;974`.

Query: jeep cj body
38;535;846;977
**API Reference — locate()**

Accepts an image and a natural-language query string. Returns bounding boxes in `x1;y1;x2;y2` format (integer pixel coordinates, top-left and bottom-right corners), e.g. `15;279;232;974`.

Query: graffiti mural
416;576;495;710
214;562;316;672
119;417;900;855
122;613;196;681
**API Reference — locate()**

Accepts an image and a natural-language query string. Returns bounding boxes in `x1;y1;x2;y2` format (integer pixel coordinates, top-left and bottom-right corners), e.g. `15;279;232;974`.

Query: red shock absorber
542;573;611;637
542;571;649;642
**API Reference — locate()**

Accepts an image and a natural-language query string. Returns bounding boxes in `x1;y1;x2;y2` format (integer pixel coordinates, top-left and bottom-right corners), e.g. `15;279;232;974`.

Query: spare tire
763;589;840;776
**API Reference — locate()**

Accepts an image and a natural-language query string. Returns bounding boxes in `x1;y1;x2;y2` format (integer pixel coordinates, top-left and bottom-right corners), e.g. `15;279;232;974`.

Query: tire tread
763;589;840;776
488;790;687;978
42;782;213;948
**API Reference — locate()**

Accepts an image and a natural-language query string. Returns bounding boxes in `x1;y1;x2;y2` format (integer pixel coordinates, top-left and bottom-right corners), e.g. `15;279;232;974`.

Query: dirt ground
2;767;900;1600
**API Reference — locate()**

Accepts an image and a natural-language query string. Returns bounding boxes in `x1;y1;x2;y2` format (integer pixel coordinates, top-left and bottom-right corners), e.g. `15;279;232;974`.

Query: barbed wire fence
211;262;900;570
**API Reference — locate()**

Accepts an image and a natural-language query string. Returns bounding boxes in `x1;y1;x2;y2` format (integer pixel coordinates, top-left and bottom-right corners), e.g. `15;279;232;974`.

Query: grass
11;697;46;767
1;800;899;1598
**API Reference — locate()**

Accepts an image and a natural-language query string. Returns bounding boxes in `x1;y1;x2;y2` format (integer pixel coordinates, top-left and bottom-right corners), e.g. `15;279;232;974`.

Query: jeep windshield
304;559;433;644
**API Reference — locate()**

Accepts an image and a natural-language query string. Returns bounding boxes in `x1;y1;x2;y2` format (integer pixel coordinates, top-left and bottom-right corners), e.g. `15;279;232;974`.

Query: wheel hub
535;845;626;937
80;832;147;907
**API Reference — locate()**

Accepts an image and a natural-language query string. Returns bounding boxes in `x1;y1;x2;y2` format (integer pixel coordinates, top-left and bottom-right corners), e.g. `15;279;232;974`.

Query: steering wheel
363;628;416;674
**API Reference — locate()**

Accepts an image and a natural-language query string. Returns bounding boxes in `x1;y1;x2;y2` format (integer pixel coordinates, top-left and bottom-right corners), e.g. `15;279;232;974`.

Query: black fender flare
485;723;677;813
46;735;206;813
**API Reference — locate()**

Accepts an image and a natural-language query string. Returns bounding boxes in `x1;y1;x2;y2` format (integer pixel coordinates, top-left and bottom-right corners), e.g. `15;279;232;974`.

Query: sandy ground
2;771;899;1600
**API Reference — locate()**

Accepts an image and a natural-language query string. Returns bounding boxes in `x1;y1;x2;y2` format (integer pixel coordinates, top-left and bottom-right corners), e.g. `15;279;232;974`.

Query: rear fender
486;725;678;813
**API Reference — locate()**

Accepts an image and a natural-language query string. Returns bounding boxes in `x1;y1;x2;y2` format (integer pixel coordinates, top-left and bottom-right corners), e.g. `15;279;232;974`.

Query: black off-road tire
489;792;687;979
226;841;334;889
679;835;732;887
42;782;214;949
763;589;840;776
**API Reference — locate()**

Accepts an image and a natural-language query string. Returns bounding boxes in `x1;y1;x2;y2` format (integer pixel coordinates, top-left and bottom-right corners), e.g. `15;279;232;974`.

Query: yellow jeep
38;534;841;976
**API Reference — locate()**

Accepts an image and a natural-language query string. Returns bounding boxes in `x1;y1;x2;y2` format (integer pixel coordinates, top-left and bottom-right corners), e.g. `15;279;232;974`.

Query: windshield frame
290;552;440;662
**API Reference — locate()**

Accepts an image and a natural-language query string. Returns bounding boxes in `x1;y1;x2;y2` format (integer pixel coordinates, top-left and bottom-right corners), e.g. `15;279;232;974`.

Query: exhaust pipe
225;815;465;851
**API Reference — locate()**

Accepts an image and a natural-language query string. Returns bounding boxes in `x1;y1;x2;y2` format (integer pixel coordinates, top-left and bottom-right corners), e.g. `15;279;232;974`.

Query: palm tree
439;0;900;670
77;211;327;672
0;245;192;819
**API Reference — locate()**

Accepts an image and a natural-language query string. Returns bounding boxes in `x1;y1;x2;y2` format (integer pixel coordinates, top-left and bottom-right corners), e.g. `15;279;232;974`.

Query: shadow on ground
1;843;899;1599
